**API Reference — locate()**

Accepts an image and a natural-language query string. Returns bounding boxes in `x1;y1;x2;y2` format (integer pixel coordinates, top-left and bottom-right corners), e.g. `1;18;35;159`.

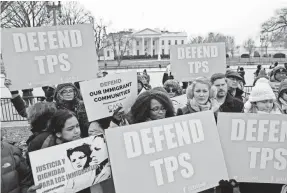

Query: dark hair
240;67;244;71
67;143;91;169
27;102;57;133
131;89;174;123
92;117;111;130
210;73;226;84
48;110;77;134
93;134;105;142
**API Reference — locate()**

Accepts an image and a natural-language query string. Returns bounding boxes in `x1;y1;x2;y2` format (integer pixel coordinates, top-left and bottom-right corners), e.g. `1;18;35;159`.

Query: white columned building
103;28;188;61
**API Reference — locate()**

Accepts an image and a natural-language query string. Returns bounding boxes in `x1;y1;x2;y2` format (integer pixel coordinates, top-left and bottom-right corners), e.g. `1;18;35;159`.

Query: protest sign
106;111;228;193
2;24;98;91
29;134;111;193
170;43;226;81
171;95;187;113
80;71;137;121
217;113;287;184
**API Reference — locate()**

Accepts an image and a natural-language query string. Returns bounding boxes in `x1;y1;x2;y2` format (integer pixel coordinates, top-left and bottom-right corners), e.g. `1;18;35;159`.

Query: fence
0;86;255;122
1;96;45;122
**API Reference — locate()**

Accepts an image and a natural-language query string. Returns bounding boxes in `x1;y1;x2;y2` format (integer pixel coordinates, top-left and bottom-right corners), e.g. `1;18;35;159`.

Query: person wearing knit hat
137;75;146;94
163;79;182;98
269;66;287;97
276;79;287;114
253;69;269;86
225;71;244;101
244;80;282;114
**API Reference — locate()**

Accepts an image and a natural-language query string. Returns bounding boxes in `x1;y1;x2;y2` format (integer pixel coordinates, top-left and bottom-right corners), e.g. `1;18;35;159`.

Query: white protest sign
80;71;137;121
2;24;98;91
217;113;287;184
29;134;111;193
170;43;226;81
106;111;229;193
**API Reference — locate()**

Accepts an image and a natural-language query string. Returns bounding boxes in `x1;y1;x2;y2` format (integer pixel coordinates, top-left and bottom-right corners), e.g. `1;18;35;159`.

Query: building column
158;38;161;60
133;39;136;55
142;37;145;55
150;37;153;56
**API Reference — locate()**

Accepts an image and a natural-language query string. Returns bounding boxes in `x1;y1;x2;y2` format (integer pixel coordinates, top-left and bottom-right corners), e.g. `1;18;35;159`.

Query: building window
162;40;164;45
153;40;155;46
168;40;171;45
162;49;164;55
175;40;177;45
137;50;139;56
153;49;155;55
107;51;110;57
181;40;184;44
137;41;139;46
145;41;147;46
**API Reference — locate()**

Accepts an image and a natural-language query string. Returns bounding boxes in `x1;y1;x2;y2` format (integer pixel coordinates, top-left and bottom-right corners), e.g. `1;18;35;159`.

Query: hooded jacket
1;142;33;193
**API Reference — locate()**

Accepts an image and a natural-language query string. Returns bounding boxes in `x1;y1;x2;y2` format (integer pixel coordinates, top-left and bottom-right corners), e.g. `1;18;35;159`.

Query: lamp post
46;1;62;26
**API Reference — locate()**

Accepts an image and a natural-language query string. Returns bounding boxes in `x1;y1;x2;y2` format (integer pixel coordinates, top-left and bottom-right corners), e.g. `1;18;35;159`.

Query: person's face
88;122;104;136
61;86;75;101
282;92;287;101
193;83;209;105
256;100;274;113
138;82;143;92
90;136;108;165
226;77;239;89
165;86;177;98
213;78;228;97
275;72;287;82
141;77;147;85
70;151;87;170
150;99;166;120
57;116;81;142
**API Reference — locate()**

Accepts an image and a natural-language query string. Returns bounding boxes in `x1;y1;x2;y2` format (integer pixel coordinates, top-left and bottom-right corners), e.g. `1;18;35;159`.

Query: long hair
131;89;174;123
48;109;76;134
163;80;182;96
27;102;57;133
67;143;91;169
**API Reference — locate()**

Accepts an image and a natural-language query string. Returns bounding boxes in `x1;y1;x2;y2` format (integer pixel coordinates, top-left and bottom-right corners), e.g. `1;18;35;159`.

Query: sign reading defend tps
217;113;287;184
170;43;226;81
80;71;137;121
2;24;98;91
106;111;228;193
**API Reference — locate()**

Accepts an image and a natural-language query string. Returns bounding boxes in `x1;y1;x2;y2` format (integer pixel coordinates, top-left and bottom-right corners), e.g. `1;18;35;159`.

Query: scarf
189;98;211;112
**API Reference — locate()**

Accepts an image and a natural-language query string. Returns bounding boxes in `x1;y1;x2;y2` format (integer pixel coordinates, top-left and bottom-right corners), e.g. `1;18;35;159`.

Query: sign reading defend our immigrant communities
105;111;229;193
217;113;287;184
80;71;137;121
1;24;98;91
29;134;111;193
170;43;226;81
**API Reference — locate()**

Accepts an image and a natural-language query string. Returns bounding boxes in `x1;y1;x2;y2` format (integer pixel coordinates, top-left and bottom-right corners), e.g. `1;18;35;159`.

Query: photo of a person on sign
65;143;94;193
89;134;111;185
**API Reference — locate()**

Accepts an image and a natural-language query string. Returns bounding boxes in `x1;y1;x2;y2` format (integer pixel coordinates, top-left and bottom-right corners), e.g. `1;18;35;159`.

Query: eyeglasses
61;89;74;95
165;87;177;93
150;106;166;113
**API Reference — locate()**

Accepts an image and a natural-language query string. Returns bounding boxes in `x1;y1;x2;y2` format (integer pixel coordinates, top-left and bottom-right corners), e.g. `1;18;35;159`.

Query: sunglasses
165;87;177;93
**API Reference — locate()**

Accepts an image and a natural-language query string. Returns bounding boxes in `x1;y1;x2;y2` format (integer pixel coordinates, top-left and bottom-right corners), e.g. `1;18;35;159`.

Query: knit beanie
249;81;276;102
272;66;287;81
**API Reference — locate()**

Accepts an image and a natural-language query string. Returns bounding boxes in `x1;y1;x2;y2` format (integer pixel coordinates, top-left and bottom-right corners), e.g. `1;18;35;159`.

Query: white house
103;28;188;60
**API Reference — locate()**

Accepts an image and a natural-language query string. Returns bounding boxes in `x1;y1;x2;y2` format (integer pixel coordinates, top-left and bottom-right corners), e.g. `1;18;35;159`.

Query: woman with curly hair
130;88;175;124
163;79;182;98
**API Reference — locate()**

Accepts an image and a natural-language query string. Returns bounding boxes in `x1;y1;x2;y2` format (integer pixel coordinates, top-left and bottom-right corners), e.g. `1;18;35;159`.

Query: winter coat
1;142;33;193
219;92;244;113
228;88;244;102
277;80;287;114
22;89;33;98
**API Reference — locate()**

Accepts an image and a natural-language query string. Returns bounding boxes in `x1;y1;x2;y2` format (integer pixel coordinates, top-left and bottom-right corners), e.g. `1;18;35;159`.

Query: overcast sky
81;0;286;46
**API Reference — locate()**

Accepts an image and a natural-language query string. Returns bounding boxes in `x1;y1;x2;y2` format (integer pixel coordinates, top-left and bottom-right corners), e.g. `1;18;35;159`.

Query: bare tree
58;1;92;25
108;31;134;66
1;1;52;28
243;38;256;56
261;8;287;48
189;36;204;44
1;1;13;13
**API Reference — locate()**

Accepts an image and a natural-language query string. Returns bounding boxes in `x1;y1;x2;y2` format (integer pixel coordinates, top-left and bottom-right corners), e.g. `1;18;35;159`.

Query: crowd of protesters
2;62;287;193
